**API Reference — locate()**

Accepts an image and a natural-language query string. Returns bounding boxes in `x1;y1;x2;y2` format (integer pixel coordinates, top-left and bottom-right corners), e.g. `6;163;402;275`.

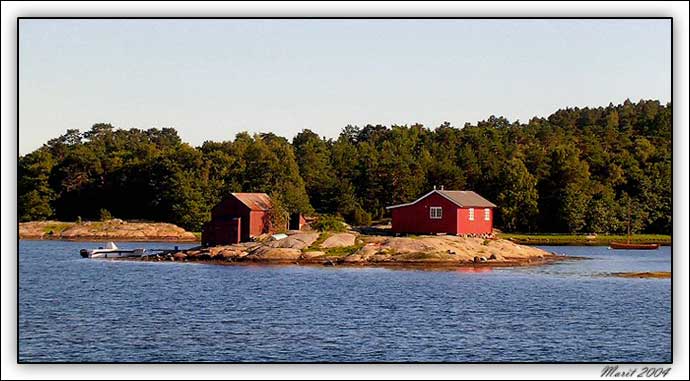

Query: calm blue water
18;241;671;363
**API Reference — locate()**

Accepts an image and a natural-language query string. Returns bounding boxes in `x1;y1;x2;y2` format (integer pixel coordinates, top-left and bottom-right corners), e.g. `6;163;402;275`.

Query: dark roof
386;189;496;210
438;190;497;208
232;193;273;211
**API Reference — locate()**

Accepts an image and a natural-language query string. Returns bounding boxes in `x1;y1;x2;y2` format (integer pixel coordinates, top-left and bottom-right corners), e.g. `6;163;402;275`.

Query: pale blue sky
19;19;671;154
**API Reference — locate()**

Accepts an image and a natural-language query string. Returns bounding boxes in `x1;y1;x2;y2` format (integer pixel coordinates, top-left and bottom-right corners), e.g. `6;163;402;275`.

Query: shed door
229;218;241;244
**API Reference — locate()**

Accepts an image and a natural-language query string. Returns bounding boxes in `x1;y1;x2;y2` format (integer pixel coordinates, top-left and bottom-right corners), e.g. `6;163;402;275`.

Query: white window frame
430;206;442;219
484;208;490;221
469;208;475;221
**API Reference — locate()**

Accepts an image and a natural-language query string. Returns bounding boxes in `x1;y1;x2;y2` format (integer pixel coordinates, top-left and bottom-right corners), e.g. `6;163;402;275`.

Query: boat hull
609;242;660;250
80;248;147;258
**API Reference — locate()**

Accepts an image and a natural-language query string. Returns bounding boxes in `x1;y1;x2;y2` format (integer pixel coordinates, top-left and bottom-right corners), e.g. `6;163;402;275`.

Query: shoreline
19;237;200;243
100;233;571;270
19;220;198;242
610;272;671;279
118;251;575;271
21;237;670;247
19;221;671;247
24;236;668;247
497;233;671;246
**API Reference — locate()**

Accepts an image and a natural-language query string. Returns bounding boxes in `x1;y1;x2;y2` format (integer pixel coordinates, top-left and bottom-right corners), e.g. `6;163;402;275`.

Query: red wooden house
202;193;274;246
386;189;496;235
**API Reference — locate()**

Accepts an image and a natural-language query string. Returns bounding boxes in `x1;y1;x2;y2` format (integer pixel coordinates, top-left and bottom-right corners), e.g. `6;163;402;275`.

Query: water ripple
19;241;671;362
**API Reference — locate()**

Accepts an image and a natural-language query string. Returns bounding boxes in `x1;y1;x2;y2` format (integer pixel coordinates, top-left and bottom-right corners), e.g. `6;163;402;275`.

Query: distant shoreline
18;220;671;247
610;272;671;279
18;220;199;242
20;238;199;243
497;233;671;246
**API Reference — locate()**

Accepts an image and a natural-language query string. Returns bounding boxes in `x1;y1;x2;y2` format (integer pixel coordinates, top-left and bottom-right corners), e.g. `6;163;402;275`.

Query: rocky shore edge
125;231;562;268
19;220;198;242
609;272;671;279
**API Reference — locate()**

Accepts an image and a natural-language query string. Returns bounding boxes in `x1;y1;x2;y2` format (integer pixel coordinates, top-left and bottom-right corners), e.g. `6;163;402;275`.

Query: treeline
19;99;671;234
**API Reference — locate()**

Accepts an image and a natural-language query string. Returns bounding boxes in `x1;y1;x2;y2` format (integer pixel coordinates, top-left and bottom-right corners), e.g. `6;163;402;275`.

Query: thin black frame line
669;16;674;365
15;16;674;366
16;16;673;20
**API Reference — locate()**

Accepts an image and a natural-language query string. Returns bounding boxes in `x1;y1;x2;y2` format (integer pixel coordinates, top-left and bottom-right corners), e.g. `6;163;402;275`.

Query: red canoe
609;242;660;250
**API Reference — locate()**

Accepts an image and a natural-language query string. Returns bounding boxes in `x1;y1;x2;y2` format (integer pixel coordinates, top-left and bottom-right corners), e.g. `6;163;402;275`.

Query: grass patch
498;233;671;246
41;222;73;235
323;243;364;257
88;222;107;230
303;232;333;252
192;232;202;240
397;251;444;261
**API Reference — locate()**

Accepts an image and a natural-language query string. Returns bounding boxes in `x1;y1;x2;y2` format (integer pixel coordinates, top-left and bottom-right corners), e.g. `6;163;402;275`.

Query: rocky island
19;220;198;242
20;220;560;268
136;230;558;268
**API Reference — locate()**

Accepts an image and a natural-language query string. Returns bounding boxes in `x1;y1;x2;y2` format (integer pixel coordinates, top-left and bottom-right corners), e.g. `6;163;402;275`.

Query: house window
484;208;491;221
430;207;442;219
469;208;475;221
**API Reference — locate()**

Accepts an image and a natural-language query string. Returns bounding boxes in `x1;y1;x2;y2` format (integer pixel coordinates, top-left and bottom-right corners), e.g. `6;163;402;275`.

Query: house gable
390;192;460;234
387;189;495;235
386;190;495;210
206;193;274;244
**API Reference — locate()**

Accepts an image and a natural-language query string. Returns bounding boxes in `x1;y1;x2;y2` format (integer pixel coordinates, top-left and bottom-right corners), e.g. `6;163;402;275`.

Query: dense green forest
18;99;672;234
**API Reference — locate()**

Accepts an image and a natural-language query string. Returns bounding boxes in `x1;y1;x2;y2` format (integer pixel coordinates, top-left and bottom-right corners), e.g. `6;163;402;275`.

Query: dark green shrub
312;215;346;232
345;206;372;226
99;208;112;221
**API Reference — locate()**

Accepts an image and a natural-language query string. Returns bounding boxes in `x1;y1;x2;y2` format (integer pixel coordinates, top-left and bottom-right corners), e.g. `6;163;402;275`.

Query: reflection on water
455;266;493;274
19;241;671;362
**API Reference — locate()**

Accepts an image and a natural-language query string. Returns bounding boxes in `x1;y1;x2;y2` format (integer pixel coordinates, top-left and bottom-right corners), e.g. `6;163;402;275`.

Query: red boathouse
386;189;496;236
202;193;274;246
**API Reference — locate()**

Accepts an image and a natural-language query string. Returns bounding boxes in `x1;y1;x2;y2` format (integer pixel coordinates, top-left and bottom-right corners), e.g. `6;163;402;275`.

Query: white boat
79;242;147;259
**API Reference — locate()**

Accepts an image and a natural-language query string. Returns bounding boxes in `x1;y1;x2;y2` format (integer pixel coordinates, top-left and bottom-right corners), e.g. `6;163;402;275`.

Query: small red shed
386;189;496;236
202;193;274;245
